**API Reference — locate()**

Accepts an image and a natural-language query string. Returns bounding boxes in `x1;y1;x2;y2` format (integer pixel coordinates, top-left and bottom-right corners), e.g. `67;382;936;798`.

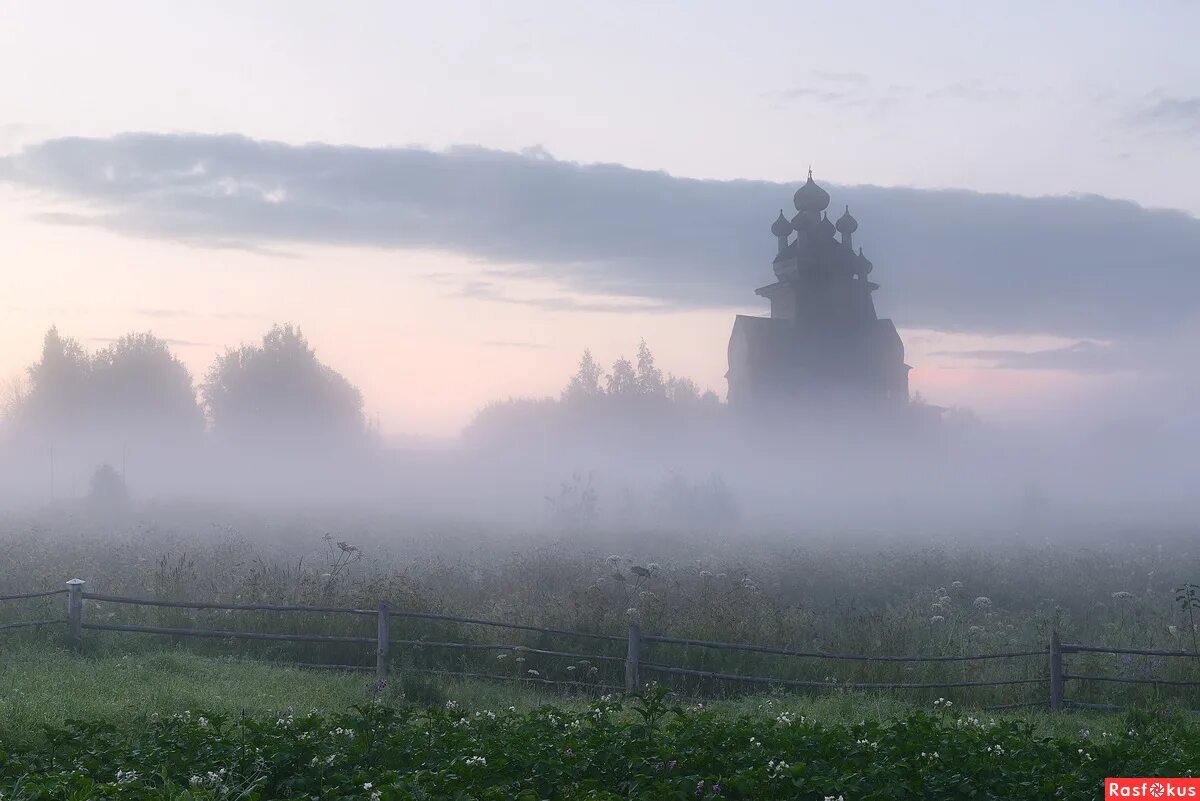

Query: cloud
925;81;1017;104
2;132;1199;343
1134;95;1200;134
453;280;671;314
935;341;1132;372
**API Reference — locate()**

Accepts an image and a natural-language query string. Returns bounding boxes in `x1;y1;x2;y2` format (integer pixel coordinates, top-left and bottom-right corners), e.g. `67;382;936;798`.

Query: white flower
951;581;964;590
972;596;993;610
465;755;487;766
1112;591;1133;600
930;615;946;624
527;669;541;677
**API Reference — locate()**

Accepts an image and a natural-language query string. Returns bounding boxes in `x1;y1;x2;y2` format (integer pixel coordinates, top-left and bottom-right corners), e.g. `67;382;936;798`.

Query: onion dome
771;210;792;238
793;169;831;214
835;205;858;234
820;211;836;237
858;246;873;275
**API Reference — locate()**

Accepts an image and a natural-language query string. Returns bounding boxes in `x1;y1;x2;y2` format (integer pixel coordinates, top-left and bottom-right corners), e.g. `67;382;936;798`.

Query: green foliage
1;689;1196;800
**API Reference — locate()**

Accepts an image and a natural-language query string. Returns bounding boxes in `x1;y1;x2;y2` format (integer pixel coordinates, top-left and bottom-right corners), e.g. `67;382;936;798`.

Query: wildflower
527;669;541;677
625;607;641;622
951;581;964;590
968;625;985;635
605;555;623;567
1112;591;1133;600
465;755;487;766
566;665;576;671
972;596;992;610
699;570;713;579
445;700;459;711
1169;625;1180;637
496;653;508;661
116;770;139;785
930;615;946;624
647;562;661;574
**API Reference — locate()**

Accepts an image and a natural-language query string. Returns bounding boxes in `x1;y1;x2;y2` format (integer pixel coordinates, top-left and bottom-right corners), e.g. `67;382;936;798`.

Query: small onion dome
835;206;858;234
793;170;831;214
858;246;873;274
771;210;792;238
820;211;836;237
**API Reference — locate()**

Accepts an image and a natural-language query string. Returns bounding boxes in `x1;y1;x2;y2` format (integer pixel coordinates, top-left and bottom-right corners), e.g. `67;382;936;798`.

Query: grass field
4;517;1200;797
3;646;1196;800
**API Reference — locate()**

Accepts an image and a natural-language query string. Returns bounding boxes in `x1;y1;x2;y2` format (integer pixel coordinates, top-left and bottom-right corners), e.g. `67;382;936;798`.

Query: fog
1;328;1196;542
3;137;1198;540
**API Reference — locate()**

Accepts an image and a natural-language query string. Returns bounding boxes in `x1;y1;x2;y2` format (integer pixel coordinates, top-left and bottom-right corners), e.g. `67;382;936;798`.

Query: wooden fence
3;579;1200;712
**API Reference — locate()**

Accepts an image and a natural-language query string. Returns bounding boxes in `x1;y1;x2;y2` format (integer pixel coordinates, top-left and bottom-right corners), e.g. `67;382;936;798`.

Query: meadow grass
3;516;1200;712
0;644;1135;751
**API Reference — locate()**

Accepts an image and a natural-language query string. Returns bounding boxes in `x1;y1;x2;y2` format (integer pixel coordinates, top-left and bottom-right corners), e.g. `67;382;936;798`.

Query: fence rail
3;578;1199;712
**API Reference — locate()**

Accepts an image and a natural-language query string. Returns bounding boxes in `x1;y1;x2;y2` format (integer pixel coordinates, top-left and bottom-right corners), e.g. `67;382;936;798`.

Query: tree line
1;324;364;445
464;341;722;447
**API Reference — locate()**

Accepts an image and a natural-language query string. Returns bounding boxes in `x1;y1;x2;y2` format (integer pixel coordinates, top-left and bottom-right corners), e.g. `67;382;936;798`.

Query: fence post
376;600;390;684
66;578;85;651
624;623;641;693
1049;630;1064;710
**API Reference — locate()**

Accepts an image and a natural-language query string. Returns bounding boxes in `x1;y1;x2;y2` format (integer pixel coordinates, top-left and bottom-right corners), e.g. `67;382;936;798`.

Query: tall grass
2;513;1199;709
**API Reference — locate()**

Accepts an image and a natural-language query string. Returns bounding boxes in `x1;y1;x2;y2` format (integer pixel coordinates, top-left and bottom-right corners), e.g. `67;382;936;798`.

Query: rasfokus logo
1106;779;1200;798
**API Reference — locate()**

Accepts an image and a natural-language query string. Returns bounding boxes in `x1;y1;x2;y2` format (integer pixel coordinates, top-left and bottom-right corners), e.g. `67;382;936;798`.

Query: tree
634;340;665;397
665;374;701;404
89;333;204;438
87;463;130;510
605;356;638;396
18;327;90;435
562;349;604;403
202;324;363;441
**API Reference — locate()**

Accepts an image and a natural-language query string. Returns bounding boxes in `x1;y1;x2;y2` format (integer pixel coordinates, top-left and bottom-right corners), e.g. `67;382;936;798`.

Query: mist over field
0;321;1195;538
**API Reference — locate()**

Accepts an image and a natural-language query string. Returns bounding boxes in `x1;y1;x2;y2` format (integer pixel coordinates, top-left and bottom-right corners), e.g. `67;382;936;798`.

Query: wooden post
66;578;85;651
1049;630;1064;710
624;623;641;693
376;600;390;683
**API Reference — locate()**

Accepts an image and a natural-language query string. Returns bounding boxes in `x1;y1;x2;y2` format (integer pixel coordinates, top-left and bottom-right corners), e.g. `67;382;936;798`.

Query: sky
0;0;1197;436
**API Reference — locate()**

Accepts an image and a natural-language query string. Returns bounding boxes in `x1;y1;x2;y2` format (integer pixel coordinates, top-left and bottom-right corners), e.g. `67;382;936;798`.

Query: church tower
727;172;911;411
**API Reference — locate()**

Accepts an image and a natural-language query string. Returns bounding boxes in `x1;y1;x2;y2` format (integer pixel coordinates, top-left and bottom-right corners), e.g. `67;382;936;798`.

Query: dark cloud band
2;132;1198;340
